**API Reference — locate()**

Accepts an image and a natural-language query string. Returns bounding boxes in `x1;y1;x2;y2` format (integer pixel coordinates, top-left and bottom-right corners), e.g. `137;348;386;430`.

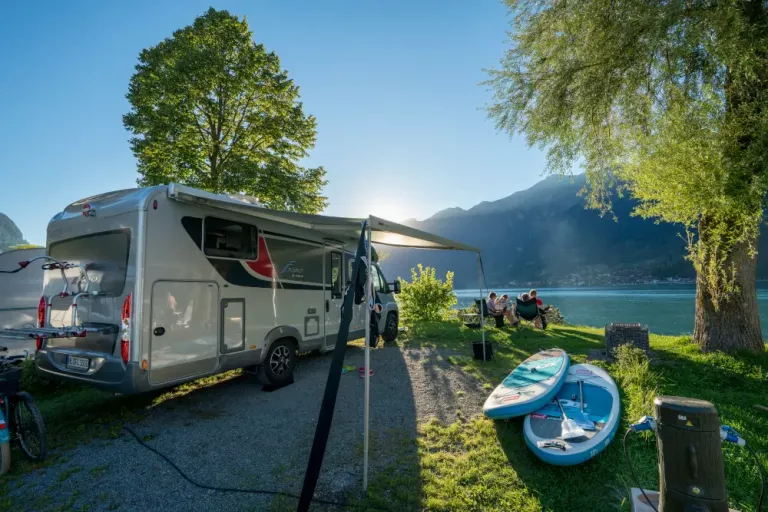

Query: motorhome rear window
49;230;130;295
203;217;257;260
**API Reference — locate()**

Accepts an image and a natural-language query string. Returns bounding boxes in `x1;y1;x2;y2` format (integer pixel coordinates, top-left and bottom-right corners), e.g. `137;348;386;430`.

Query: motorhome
4;184;404;394
0;246;45;357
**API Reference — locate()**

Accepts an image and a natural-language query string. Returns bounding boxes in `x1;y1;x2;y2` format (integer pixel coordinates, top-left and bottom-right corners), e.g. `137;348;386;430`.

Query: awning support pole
363;219;372;491
478;255;486;361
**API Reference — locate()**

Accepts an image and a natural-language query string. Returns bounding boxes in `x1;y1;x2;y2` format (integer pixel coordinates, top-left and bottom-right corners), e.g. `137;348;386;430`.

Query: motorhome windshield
49;230;130;295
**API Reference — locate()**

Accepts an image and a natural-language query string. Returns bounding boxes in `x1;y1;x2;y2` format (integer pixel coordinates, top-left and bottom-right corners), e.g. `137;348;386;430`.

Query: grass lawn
2;322;767;511
363;321;768;512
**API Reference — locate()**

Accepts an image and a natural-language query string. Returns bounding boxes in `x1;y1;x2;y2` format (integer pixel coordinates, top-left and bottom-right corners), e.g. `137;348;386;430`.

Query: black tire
382;313;398;343
11;391;46;461
259;339;297;386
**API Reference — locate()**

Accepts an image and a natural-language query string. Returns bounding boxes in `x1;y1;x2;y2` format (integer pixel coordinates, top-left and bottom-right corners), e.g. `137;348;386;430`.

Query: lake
455;283;768;337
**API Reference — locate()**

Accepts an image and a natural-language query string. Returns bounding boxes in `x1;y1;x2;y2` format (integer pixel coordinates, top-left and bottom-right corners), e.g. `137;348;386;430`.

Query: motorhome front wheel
260;339;297;386
382;313;399;343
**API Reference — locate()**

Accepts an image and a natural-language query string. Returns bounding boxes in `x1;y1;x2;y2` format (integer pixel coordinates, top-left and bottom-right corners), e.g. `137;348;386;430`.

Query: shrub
20;358;76;396
397;264;457;322
613;345;658;422
544;305;566;325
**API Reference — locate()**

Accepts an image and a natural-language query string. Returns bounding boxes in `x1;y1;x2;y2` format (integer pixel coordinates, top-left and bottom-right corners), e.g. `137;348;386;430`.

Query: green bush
397;264;457;323
613;345;658;422
544;305;566;325
20;358;76;397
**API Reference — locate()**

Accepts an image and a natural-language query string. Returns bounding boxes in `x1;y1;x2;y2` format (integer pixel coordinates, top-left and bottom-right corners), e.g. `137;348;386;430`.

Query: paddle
555;397;586;440
571;380;597;431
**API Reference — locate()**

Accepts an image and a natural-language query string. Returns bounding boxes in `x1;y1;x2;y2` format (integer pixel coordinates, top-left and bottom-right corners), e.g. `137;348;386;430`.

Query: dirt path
5;344;486;512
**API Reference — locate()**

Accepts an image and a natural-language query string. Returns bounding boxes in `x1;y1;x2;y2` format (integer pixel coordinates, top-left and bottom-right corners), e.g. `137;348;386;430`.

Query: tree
123;8;327;213
488;0;768;352
397;265;457;323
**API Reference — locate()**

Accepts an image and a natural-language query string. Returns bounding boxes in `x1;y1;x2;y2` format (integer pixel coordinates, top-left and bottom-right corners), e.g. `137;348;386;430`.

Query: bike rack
2;257;118;340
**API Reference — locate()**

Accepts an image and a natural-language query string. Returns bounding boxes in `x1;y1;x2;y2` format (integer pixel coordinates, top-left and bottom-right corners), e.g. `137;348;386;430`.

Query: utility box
605;323;649;358
654;396;728;512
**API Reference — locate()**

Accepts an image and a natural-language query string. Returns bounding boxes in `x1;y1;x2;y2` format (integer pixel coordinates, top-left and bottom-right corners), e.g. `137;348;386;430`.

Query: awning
167;183;480;253
168;183;487;506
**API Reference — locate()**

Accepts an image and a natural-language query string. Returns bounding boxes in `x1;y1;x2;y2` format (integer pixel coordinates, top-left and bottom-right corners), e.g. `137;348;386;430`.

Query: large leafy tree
123;8;327;213
488;0;768;352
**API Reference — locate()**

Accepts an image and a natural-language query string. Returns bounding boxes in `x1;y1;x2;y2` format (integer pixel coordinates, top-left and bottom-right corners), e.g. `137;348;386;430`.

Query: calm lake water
455;283;768;337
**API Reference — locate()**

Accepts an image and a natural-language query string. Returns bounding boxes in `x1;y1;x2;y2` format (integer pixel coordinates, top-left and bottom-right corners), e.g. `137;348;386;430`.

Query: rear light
120;294;131;364
36;296;46;351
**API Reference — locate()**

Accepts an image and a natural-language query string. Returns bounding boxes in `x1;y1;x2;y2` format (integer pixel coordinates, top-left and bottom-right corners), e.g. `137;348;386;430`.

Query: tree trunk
693;236;764;353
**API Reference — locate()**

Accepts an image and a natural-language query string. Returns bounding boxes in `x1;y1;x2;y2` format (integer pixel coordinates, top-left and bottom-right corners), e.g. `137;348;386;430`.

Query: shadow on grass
397;322;607;387
494;334;768;512
641;337;768;511
493;418;632;511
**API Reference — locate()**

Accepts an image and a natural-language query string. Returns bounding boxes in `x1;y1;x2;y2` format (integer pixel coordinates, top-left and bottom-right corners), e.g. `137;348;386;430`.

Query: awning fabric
167;183;480;253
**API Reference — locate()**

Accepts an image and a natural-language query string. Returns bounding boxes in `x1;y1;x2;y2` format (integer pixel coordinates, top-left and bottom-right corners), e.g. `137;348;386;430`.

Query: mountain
0;213;26;252
380;175;768;288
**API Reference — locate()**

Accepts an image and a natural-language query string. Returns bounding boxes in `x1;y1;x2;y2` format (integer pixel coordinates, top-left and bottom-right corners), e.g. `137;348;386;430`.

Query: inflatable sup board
524;363;620;466
483;349;569;420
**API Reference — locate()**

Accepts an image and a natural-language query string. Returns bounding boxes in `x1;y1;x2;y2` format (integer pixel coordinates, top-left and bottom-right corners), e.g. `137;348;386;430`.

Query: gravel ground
6;344;487;512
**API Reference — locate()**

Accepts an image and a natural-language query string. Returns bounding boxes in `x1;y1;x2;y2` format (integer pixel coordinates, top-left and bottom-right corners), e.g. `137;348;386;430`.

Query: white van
0;246;45;357
5;184;401;393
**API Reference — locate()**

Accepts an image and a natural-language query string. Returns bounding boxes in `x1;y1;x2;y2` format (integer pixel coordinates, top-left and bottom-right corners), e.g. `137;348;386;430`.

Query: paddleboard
524;363;621;466
483;349;569;420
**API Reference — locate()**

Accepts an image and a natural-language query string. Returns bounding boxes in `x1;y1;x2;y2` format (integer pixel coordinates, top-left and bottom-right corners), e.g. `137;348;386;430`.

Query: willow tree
488;0;768;352
124;8;327;213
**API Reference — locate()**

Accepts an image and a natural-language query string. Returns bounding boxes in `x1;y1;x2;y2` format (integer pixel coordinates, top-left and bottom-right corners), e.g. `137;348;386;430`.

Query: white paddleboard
483;348;570;420
524;363;621;466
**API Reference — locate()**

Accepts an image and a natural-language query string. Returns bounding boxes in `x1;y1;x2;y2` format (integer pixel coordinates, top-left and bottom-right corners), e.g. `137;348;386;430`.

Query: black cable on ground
0;267;25;274
623;429;658;512
123;426;388;511
745;444;766;511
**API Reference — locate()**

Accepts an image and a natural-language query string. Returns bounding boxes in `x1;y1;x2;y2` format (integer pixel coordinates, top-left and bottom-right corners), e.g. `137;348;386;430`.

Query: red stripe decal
244;236;274;278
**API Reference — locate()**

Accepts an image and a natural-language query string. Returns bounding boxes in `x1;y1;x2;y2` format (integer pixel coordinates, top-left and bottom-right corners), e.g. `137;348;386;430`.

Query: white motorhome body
25;185;400;394
0;247;45;357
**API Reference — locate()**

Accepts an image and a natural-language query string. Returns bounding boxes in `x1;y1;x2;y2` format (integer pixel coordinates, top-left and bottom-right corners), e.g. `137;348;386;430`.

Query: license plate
66;356;89;371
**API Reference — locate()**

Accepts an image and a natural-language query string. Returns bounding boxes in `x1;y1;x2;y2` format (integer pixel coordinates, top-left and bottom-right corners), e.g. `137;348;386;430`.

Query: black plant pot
472;340;493;361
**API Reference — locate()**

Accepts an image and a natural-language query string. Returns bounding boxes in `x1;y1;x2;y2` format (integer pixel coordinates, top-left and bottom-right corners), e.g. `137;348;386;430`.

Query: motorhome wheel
259;339;297;386
382;313;398;343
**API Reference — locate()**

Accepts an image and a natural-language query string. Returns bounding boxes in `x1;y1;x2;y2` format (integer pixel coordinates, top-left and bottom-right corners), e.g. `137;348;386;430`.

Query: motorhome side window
370;264;384;292
203;217;257;260
328;252;342;298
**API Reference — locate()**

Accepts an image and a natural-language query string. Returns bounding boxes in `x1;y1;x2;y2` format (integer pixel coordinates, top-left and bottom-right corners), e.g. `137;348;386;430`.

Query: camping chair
476;299;505;328
515;298;545;329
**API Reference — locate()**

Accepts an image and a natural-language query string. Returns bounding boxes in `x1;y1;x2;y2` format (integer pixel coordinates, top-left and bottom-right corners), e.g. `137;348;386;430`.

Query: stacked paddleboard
483;349;570;419
483;350;621;466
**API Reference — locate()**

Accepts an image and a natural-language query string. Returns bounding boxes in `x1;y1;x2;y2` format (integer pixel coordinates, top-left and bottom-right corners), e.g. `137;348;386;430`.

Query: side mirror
391;280;401;294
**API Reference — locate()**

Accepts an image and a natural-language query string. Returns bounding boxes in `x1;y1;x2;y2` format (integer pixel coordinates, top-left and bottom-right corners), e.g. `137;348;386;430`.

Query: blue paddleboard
524;363;621;466
483;349;569;420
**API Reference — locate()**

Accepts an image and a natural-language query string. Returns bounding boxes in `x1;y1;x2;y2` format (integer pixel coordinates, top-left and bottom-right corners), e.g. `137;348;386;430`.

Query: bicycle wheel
11;391;46;461
0;442;10;475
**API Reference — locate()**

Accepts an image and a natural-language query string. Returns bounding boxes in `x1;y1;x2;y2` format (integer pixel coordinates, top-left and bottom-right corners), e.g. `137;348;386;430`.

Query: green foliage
20;358;75;396
123;8;327;213
543;305;565;325
612;345;658;422
397;264;457;322
487;0;768;312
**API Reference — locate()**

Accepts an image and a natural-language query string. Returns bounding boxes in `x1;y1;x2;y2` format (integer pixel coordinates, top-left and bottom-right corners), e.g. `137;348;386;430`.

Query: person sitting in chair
488;292;514;326
515;292;546;330
499;294;518;326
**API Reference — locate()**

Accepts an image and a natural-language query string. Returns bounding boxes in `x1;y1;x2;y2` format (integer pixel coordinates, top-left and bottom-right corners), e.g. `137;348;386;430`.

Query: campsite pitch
1;324;766;511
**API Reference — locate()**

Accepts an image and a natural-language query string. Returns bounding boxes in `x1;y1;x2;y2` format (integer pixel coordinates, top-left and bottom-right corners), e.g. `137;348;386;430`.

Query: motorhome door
149;280;219;385
324;243;344;349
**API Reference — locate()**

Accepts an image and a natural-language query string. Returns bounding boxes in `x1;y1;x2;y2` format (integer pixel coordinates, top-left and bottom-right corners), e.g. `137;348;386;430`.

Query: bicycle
0;347;46;475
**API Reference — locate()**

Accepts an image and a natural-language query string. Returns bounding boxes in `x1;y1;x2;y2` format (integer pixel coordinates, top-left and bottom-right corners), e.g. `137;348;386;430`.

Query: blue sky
0;0;547;245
